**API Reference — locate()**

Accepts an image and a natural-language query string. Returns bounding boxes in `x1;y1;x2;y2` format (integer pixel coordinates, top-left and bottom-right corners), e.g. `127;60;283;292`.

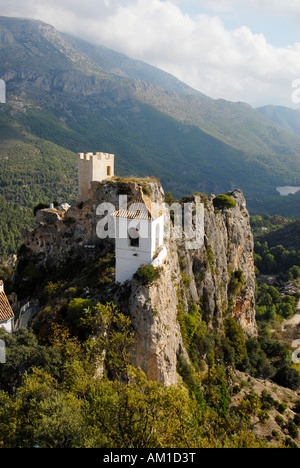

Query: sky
1;0;300;107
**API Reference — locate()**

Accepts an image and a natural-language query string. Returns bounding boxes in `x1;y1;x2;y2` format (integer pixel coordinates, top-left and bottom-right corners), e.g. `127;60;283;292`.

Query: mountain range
257;105;300;135
0;16;300;257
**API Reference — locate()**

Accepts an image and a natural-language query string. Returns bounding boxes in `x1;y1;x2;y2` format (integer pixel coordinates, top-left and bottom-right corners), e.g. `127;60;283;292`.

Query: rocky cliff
16;178;257;386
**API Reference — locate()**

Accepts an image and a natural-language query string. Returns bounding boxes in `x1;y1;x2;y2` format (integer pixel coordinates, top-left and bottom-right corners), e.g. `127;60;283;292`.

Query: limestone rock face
128;240;186;387
179;190;257;336
18;179;257;386
125;188;257;386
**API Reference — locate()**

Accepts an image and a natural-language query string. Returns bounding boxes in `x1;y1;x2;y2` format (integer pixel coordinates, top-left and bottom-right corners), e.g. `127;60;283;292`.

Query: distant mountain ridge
257;105;300;136
0;15;299;231
259;219;300;251
65;34;204;97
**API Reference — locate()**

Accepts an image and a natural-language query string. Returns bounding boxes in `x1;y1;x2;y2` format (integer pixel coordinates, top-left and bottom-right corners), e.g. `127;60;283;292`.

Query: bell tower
112;189;167;284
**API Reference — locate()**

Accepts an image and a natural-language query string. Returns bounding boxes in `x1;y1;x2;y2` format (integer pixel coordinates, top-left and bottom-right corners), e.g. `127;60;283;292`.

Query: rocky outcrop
178;190;257;336
17;179;257;386
124;188;257;386
128;239;186;387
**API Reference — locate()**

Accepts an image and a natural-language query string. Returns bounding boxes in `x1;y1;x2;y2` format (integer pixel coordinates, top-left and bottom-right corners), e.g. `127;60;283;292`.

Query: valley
0;15;300;450
0;16;299;259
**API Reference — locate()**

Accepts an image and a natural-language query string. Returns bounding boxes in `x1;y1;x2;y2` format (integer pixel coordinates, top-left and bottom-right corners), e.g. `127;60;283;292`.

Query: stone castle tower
78;152;114;202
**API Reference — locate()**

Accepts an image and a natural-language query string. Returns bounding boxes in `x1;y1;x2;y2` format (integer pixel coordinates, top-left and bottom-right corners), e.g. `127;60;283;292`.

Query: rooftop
0;282;14;323
112;189;166;221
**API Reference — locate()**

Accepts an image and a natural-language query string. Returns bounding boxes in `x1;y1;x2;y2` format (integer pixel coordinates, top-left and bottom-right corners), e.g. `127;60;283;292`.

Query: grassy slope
0;109;77;258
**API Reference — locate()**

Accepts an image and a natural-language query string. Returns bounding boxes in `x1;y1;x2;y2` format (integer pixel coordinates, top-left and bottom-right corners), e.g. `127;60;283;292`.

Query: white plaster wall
114;215;165;284
151;246;167;268
92;154;114;183
0;318;13;334
78;153;114;202
150;216;164;256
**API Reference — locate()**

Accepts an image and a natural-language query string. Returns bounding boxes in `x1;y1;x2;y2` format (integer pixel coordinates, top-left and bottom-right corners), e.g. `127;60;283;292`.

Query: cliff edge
15;179;257;386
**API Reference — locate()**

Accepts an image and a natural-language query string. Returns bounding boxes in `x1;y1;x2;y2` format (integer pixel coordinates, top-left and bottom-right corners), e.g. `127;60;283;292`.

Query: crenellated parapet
78;152;114;161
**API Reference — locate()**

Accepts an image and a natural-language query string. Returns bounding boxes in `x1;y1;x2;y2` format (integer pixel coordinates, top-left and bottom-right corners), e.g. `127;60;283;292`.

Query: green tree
82;302;135;382
273;366;300;391
224;317;247;367
0;368;84;448
213;194;236;211
203;365;231;419
289;265;300;280
134;264;162;285
0;328;62;393
66;298;93;336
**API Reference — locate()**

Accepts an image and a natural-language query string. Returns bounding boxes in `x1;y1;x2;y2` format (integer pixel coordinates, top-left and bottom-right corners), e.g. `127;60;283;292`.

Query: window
128;227;140;248
107;166;111;176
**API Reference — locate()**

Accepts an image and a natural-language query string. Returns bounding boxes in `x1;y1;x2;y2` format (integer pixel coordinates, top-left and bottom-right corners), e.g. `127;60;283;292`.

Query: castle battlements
78;152;114;161
78;151;115;201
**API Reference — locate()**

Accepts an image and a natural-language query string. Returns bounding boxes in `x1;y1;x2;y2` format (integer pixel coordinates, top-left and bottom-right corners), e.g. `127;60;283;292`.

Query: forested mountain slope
0;16;300;258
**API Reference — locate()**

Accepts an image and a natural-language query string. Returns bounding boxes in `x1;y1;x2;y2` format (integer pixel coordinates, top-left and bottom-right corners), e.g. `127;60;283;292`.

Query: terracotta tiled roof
0;288;14;323
112;189;166;221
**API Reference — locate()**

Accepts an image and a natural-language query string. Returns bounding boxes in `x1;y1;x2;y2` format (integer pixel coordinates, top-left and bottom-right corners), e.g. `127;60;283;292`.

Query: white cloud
0;0;300;106
199;0;300;15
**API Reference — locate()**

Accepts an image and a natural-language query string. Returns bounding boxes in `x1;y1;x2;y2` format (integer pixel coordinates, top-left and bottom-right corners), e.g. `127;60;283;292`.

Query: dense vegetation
254;242;300;278
0;113;77;259
0;15;299;246
0;225;299;448
251;214;295;237
0;294;299;448
250;219;300;391
0;304;292;449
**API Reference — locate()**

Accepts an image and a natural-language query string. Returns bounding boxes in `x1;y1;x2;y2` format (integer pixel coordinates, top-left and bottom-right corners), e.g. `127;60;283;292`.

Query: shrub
181;273;191;288
134;265;162;285
286;421;299;439
66;298;93;336
206;247;214;270
273;366;300;391
213;194;236;211
275;415;285;429
43;281;60;299
293;401;300;413
284;437;298;448
224;317;248;367
260;390;276;410
294;414;300;427
228;269;245;295
276;402;288;414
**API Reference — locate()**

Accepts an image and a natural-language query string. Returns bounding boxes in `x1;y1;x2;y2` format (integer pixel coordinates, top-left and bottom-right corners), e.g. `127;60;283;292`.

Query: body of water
276;186;300;196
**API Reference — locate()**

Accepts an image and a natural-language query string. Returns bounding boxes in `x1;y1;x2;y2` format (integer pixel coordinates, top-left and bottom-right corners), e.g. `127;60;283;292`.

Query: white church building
77;151;167;284
112;189;167;284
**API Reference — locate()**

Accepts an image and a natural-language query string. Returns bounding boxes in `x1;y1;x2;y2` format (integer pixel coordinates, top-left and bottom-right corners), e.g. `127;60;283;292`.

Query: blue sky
199;1;299;47
1;0;300;107
196;3;298;47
